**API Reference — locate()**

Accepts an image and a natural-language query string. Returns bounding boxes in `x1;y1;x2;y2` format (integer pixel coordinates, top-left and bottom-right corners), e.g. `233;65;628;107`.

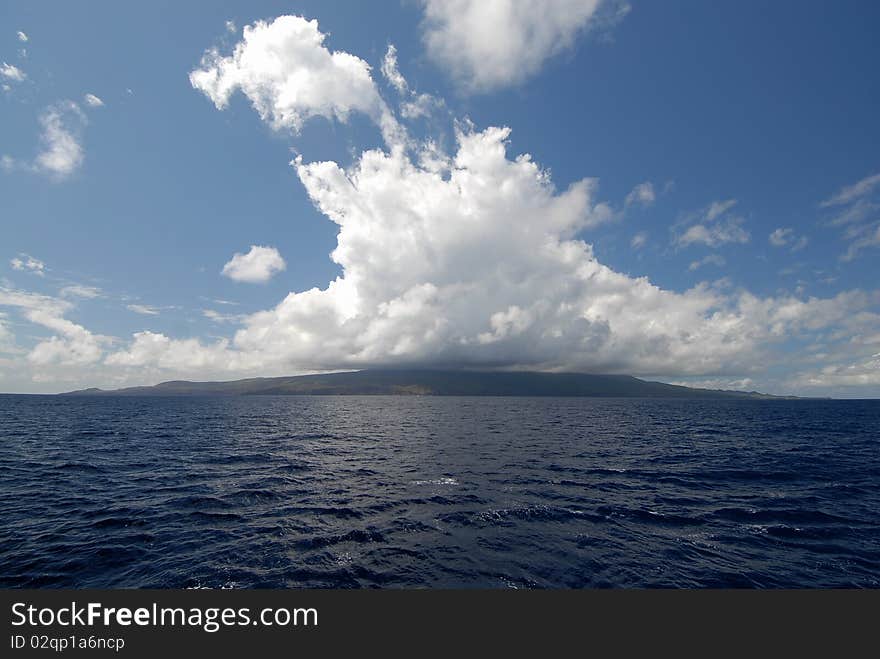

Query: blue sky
1;1;879;395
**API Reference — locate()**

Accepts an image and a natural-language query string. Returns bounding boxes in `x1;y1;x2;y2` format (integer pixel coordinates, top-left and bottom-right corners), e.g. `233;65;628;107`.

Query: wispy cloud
200;297;239;306
126;304;161;316
0;62;26;82
203;309;245;324
821;172;880;261
35;102;87;179
381;44;444;120
625;182;655;208
60;284;103;299
769;227;808;252
688;254;726;271
821;173;880;208
3;102;91;179
10;254;46;276
381;44;409;95
675;199;749;248
842;224;880;262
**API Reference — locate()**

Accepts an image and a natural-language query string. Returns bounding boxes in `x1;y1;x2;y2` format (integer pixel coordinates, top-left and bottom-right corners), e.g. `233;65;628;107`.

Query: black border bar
2;589;877;656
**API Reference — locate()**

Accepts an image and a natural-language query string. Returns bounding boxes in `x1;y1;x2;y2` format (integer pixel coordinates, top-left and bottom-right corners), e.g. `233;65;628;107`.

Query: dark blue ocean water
0;395;878;588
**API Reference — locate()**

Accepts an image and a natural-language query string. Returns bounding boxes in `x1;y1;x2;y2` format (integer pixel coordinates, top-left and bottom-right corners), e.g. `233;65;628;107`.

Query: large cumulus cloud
227;127;766;374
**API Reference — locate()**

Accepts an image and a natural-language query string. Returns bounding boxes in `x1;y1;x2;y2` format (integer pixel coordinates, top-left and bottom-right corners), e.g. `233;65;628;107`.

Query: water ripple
0;395;878;588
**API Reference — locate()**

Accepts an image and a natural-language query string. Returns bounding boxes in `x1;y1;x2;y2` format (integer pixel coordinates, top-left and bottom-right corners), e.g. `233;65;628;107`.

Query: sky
1;0;879;396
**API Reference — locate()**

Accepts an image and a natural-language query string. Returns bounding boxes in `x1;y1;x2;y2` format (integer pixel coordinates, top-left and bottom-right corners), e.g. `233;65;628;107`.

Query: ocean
0;395;878;588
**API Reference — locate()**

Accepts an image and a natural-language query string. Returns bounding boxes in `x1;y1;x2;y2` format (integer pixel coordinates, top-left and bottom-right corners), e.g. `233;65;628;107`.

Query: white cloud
381;44;444;120
381;44;408;95
688;254;726;271
189;15;403;147
625;181;655;208
126;304;161;316
10;254;46;276
842;224;880;262
705;199;737;221
793;352;880;388
35;102;86;179
17;31;28;43
225;20;237;34
0;286;106;367
769;227;808;251
678;220;749;247
203;309;244;324
630;231;647;249
821;172;880;208
420;0;629;92
825;198;877;228
401;94;443;120
105;331;232;371
221;245;286;283
83;93;104;107
1;62;26;82
675;199;750;248
60;284;102;299
26;319;104;366
769;227;792;247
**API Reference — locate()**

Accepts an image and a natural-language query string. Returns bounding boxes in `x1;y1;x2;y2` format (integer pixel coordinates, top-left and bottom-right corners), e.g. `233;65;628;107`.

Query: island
60;369;800;398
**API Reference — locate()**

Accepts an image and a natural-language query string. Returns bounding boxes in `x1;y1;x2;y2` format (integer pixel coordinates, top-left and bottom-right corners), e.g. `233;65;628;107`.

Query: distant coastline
58;369;810;399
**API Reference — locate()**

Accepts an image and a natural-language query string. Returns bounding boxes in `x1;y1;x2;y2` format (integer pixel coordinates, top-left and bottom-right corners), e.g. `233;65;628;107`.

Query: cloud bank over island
1;10;879;396
101;15;880;389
